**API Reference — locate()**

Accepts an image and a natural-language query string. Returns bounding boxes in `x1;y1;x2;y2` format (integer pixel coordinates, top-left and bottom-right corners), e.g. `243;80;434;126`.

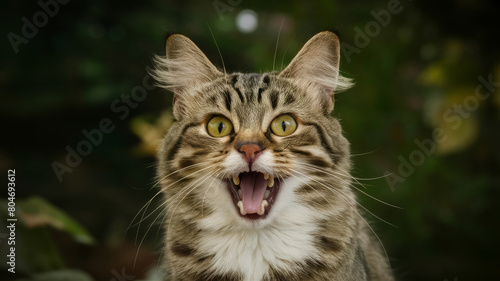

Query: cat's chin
226;171;282;220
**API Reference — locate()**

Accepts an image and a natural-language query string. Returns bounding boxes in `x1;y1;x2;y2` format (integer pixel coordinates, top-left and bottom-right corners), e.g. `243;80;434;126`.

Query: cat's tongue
240;172;267;214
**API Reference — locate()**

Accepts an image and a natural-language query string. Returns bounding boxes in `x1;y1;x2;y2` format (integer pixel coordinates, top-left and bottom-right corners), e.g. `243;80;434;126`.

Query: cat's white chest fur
197;184;320;281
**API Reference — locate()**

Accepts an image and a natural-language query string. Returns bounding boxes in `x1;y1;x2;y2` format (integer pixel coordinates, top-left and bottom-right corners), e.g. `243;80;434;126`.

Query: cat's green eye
270;114;297;137
207;116;233;137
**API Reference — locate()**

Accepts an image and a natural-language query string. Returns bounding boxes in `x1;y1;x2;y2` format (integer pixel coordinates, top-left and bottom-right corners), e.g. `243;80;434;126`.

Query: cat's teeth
238;189;242;199
264;190;270;199
267;175;274;187
237;201;247;215
263;173;269;180
258;200;268;216
232;175;240;186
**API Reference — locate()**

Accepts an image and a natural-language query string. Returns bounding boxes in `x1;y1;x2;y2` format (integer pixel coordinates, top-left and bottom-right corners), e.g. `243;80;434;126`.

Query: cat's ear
153;34;223;118
279;31;353;113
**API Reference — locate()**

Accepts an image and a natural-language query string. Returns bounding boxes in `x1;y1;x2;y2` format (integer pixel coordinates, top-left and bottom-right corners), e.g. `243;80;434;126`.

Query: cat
152;31;394;281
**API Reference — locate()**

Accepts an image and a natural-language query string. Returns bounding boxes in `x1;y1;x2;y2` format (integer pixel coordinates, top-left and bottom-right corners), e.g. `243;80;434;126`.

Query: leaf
18;197;95;245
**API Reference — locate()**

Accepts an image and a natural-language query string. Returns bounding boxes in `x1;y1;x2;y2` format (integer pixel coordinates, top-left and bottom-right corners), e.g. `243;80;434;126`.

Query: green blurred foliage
1;0;499;280
17;197;95;245
0;197;94;279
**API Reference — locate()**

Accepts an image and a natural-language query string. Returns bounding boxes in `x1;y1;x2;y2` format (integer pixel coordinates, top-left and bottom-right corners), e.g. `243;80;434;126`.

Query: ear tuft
151;34;223;119
152;34;223;93
279;31;353;112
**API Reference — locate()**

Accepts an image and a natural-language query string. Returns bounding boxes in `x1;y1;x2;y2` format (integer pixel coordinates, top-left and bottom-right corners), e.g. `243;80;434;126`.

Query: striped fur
154;31;394;281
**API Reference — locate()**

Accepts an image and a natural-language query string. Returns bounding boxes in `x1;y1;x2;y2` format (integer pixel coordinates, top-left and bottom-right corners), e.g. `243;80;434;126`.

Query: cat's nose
238;143;263;163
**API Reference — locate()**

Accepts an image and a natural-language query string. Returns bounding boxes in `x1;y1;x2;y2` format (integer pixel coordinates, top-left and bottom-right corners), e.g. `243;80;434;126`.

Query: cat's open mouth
227;172;281;220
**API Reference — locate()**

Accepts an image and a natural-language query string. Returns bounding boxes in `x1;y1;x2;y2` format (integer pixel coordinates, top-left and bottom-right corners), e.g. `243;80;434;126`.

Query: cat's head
154;31;354;229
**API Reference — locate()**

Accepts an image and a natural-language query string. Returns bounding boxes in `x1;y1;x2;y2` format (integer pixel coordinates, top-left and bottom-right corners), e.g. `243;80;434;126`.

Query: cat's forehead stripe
230;73;270;105
231;74;245;103
221;90;232;112
269;90;279;109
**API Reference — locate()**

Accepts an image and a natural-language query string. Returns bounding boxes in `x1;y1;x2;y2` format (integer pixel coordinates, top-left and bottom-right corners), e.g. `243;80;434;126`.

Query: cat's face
155;31;353;229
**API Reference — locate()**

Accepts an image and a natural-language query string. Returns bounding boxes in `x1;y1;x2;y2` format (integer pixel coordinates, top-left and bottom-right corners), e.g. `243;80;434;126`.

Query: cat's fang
263;173;269;180
258;200;268;215
232;175;240;186
237;201;247;215
264;190;270;199
267;176;274;187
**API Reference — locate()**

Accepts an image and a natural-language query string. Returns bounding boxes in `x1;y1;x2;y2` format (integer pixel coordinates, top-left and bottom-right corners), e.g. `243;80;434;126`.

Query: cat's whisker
128;163;220;257
124;165;198;243
350;148;380;157
351;174;393;181
300;163;401;209
291;168;356;207
333;165;393;184
201;170;227;218
163;167;219;208
134;168;219;267
128;163;216;232
136;170;219;264
145;161;158;169
292;168;397;228
289;173;345;209
287;170;391;255
167;169;221;227
207;25;227;80
330;166;368;189
134;207;167;268
280;40;292;71
157;166;220;218
289;169;391;262
335;166;383;190
156;244;166;275
150;161;209;190
133;190;161;245
123;189;161;239
272;18;285;72
300;162;359;188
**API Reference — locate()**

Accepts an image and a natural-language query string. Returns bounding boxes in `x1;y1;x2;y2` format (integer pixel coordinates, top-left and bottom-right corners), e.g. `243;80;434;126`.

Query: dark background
1;0;499;280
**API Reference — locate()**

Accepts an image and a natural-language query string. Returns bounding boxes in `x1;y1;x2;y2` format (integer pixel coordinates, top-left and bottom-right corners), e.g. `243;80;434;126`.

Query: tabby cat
153;31;394;281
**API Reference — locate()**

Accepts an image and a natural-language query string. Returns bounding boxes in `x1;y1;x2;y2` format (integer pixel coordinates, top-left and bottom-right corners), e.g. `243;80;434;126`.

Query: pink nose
238;144;262;162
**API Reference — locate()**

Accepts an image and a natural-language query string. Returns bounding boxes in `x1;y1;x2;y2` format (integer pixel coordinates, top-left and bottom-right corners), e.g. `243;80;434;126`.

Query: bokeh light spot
236;10;258;33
